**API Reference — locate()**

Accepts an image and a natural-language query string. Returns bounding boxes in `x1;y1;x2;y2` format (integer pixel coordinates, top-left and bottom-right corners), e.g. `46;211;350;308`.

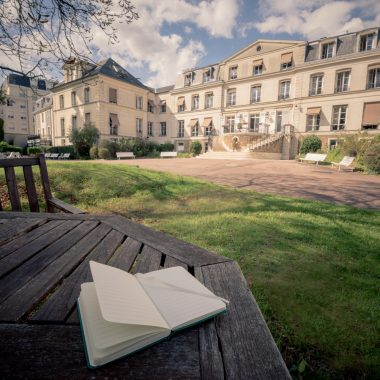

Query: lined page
137;267;227;330
79;282;167;349
90;261;169;328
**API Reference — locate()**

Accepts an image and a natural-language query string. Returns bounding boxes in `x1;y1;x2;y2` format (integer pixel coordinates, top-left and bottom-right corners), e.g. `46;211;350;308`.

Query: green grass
1;161;379;379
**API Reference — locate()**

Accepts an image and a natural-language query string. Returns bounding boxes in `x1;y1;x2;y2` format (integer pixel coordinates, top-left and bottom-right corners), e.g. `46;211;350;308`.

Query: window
159;101;166;113
148;101;154;113
71;115;77;129
61;139;66;146
136;118;143;134
71;91;76;106
185;72;193;86
7;112;14;119
328;139;341;150
225;116;235;133
84;87;90;104
280;53;293;70
136;96;143;110
250;85;261;103
109;88;117;103
362;102;380;129
281;61;292;70
310;74;323;96
85;113;91;124
332;105;347;130
205;92;213;108
359;34;374;51
249;114;260;132
275;111;282;132
192;95;199;110
7;99;14;106
41;112;44;122
229;66;238;80
227;89;236;106
147;121;153;136
160;122;167;136
321;42;334;59
59;95;64;109
367;68;380;89
20;115;27;121
178;120;184;137
335;71;350;93
191;122;199;137
203;68;214;83
177;97;185;112
60;118;65;136
279;81;291;100
20;103;26;109
306;114;320;131
109;114;119;135
253;63;263;76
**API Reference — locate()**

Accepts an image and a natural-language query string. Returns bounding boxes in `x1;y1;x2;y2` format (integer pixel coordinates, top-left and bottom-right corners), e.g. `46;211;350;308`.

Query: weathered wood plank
36;154;53;212
0;220;80;279
0;217;46;246
199;261;291;380
0;221;96;305
0;220;63;260
164;255;188;269
134;245;162;274
48;197;85;214
32;227;124;322
0;210;113;221
4;166;21;211
0;324;201;379
104;215;231;267
0;157;38;167
195;267;225;380
107;237;142;271
0;223;111;321
22;165;39;212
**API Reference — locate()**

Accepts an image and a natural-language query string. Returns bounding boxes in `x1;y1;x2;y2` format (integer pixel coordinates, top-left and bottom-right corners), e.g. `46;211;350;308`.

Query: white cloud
88;0;240;87
241;0;380;40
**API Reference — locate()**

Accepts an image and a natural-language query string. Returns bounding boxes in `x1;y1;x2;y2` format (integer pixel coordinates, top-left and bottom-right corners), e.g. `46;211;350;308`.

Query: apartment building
0;75;53;146
34;94;54;145
35;27;380;157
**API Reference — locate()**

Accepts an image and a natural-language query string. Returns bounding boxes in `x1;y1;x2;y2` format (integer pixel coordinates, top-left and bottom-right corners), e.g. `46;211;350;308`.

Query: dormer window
185;72;193;86
203;67;215;83
359;34;374;52
253;59;263;76
229;66;238;80
321;42;334;59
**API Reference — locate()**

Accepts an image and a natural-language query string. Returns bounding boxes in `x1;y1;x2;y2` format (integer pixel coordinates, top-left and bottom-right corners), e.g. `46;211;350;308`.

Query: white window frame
205;93;213;108
306;114;320;131
310;74;323;96
321;42;334;59
192;95;199;110
250;85;261;103
332;105;347;131
136;118;143;134
160;122;167;136
279;81;291;100
178;120;184;137
335;70;350;93
253;64;263;76
229;66;238;80
227;89;236;106
249;114;260;132
367;67;380;89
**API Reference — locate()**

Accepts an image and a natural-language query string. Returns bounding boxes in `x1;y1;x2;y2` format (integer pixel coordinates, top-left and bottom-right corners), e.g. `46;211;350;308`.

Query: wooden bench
299;153;327;165
116;152;135;160
160;151;177;158
0;154;84;214
331;156;355;171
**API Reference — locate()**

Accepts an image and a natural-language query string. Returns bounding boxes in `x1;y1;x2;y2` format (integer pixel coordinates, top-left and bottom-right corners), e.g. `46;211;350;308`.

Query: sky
2;0;380;88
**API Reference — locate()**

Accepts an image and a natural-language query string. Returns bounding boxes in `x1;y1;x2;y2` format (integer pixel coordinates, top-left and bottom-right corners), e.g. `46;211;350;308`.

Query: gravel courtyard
98;158;380;209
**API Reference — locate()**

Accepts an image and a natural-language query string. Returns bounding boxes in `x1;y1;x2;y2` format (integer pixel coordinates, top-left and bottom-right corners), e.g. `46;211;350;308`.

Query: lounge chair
331;156;355;171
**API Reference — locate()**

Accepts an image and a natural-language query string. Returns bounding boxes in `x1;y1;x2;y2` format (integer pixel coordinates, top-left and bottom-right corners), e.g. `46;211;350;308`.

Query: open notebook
78;261;228;368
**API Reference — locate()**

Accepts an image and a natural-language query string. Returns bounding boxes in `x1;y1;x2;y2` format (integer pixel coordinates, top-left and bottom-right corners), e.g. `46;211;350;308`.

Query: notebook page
136;267;227;330
90;261;169;328
79;282;168;350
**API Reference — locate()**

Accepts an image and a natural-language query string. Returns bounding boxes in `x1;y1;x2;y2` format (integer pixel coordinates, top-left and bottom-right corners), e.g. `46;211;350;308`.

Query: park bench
44;153;51;159
0;154;84;214
7;152;21;159
116;152;135;159
58;153;71;160
50;153;60;159
160;151;177;158
331;156;355;171
299;153;327;165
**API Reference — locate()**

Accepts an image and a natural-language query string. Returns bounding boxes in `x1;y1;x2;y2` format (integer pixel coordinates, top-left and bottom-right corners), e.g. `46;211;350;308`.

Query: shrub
341;133;371;159
70;123;100;157
177;152;193;158
99;140;119;159
363;142;380;173
46;145;75;155
299;135;322;154
98;147;110;160
0;141;23;153
159;142;175;152
0;118;4;141
27;147;42;155
190;141;202;156
89;146;98;159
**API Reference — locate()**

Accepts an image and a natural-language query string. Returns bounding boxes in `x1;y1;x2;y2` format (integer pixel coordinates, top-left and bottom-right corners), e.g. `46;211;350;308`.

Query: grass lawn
1;161;379;379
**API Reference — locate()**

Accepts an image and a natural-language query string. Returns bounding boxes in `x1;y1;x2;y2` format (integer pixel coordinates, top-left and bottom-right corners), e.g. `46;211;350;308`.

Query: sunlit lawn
1;161;379;379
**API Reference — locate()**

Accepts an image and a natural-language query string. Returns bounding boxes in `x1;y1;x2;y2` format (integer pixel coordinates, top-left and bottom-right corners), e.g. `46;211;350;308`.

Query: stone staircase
249;133;284;151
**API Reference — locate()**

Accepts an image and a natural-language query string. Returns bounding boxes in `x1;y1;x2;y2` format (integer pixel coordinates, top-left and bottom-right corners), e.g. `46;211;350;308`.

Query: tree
299;135;322;155
70;123;99;157
190;141;202;156
0;1;138;78
0;118;4;141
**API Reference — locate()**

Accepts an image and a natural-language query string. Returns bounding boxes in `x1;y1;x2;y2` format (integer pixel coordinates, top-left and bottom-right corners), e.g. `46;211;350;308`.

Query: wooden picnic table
0;211;290;379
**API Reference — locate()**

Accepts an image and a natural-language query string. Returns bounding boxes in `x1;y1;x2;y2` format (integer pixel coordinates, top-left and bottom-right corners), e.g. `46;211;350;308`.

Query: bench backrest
50;153;59;159
8;152;21;158
160;152;177;157
44;153;51;158
116;152;134;157
340;156;355;166
304;153;326;161
0;154;53;212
